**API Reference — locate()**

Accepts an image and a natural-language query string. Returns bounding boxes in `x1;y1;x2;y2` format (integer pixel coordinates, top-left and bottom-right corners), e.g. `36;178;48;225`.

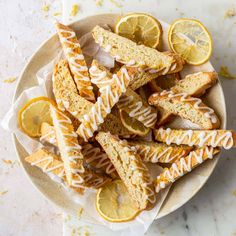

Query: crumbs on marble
219;66;236;79
95;0;104;7
70;4;79;17
53;12;61;16
77;207;84;219
232;190;236;197
42;4;50;12
64;214;71;223
109;0;123;8
224;7;236;19
0;190;8;196
2;159;13;165
3;77;17;83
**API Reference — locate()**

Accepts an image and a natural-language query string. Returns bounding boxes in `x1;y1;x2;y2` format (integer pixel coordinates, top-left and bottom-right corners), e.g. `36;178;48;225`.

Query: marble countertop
1;0;236;235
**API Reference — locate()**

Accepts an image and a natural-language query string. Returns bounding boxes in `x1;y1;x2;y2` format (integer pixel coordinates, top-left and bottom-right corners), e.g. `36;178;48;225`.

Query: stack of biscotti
20;19;236;221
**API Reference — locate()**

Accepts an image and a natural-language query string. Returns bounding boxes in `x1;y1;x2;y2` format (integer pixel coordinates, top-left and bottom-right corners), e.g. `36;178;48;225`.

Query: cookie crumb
77;207;84;219
0;190;8;196
42;4;50;12
95;0;104;7
53;12;61;16
224;7;236;19
3;77;17;83
2;159;13;165
70;4;79;17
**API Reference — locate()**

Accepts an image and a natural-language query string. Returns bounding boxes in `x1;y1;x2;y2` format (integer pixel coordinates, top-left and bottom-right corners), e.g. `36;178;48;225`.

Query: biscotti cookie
128;140;193;163
96;132;156;210
149;90;220;129
55;22;95;102
92;25;184;74
154;128;236;149
155;147;220;193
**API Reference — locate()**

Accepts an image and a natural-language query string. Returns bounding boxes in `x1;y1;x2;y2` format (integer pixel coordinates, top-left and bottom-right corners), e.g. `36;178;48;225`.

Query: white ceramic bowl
13;14;226;218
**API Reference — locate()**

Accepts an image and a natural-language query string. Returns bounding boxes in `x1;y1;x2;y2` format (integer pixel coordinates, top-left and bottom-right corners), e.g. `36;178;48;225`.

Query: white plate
13;14;226;219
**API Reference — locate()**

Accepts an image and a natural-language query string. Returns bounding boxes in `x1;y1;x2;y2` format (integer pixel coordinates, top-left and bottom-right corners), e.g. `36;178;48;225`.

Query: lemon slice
96;180;140;222
18;97;56;137
115;13;162;49
119;110;150;136
168;18;212;65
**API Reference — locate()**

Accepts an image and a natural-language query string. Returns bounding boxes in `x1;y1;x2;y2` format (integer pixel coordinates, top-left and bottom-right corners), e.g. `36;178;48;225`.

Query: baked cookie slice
155;147;220;193
90;60;158;128
128;140;193;163
96;132;156;210
92;25;184;74
149;90;220;129
53;60;132;136
25;148;111;190
77;66;136;141
55;22;95;102
154;128;236;149
151;72;218;126
50;105;110;190
39;122;117;178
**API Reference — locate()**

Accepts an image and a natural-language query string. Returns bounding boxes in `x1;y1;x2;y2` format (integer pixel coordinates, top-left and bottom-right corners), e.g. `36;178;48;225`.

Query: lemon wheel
168;18;212;65
18;97;56;137
119;109;150;136
115;13;162;49
96;180;140;222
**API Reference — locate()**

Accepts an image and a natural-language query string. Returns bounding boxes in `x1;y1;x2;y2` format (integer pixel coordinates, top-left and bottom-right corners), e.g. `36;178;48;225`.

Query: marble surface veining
0;0;236;235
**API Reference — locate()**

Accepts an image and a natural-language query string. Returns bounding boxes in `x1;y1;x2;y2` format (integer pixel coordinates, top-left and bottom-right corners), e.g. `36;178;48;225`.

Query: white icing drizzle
78;67;131;141
159;90;218;124
40;130;57;145
57;27;94;100
118;140;156;205
118;94;157;128
82;144;116;175
135;143;186;163
51;107;85;187
156;147;214;191
31;155;65;178
157;128;234;150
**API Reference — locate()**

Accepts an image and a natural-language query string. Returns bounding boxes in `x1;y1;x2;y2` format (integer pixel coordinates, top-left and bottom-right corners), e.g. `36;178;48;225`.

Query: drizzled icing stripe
90;64;157;128
95;34;178;75
50;106;85;187
118;92;157;128
82;143;116;175
155;147;217;192
155;128;234;150
156;90;218;124
56;24;95;101
77;67;132;141
30;155;65;178
116;139;156;206
133;143;190;163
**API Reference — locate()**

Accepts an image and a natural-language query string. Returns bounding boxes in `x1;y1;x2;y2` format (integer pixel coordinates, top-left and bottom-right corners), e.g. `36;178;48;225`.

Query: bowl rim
12;13;227;219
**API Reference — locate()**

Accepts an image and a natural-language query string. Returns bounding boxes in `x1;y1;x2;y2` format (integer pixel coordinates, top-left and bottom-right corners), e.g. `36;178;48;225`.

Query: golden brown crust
128;140;193;163
155;147;220;193
154;128;236;149
149;90;220;129
55;22;95;102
